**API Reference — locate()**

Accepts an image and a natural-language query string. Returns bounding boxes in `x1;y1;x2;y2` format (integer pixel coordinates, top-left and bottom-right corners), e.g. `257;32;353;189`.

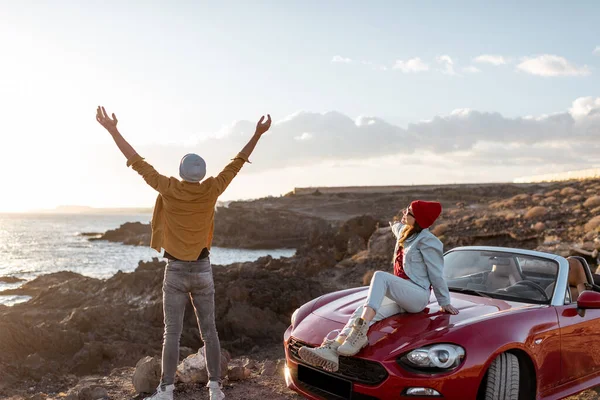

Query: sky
1;1;599;212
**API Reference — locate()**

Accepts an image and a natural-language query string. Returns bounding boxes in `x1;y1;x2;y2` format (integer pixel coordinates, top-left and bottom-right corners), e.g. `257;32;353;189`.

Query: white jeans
339;271;429;337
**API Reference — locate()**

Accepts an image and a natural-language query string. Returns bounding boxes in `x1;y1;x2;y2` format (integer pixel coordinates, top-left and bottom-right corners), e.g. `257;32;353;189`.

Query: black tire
484;353;520;400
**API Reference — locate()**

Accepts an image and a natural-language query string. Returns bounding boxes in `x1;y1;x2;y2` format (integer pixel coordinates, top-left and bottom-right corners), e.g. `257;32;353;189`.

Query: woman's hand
440;304;459;315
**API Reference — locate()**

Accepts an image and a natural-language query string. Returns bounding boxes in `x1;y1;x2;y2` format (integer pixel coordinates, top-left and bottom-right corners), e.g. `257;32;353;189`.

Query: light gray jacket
391;222;451;306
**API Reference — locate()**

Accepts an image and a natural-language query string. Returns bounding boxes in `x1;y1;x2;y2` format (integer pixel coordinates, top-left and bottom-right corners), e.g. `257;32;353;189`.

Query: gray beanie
179;153;206;182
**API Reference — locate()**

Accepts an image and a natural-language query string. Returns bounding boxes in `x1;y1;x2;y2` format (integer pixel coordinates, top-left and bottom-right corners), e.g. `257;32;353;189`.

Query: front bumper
283;326;480;400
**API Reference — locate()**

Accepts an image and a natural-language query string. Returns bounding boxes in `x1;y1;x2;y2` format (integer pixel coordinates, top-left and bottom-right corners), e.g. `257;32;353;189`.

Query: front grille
288;338;388;386
290;365;380;400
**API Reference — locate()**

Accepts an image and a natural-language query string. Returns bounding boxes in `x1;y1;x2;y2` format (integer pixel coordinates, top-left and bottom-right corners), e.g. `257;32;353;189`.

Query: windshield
443;249;559;304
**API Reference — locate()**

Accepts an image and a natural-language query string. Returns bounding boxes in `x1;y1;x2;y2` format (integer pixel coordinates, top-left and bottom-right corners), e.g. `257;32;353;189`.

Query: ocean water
0;213;295;306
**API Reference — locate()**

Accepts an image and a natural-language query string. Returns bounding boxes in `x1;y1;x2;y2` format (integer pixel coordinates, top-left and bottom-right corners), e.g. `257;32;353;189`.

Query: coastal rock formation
89;221;150;246
89;207;330;250
0;276;25;284
89;180;600;262
4;177;600;398
212;206;331;249
0;254;330;394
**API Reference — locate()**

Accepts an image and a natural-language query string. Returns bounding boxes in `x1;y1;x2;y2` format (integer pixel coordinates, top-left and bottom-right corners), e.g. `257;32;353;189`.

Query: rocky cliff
3;178;600;398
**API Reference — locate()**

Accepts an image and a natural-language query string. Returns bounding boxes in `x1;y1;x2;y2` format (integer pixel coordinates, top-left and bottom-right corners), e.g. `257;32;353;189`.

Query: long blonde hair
398;222;423;247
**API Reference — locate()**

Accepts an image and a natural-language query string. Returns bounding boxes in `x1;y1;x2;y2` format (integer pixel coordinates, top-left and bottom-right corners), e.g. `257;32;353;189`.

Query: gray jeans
161;258;221;385
340;271;429;337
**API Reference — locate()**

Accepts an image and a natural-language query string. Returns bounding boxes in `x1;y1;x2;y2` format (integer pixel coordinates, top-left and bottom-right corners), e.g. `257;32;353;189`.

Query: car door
556;295;600;384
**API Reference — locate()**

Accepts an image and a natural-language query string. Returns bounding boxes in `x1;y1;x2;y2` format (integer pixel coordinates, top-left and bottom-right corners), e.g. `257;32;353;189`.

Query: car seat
566;257;590;301
485;257;521;291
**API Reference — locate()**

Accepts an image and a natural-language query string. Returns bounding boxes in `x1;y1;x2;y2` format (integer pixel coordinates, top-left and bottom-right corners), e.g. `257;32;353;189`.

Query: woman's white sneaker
338;318;369;356
298;339;341;372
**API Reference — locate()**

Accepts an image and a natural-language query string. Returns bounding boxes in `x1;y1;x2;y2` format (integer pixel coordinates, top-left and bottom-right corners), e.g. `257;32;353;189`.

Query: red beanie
410;200;442;229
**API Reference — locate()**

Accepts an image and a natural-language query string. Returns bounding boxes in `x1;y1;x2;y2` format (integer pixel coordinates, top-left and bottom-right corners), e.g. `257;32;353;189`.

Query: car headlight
398;344;465;373
290;308;299;327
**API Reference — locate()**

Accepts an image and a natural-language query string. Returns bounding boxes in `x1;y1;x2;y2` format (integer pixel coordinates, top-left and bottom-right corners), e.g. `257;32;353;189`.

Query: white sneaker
207;380;225;400
144;384;174;400
298;338;341;372
338;318;369;356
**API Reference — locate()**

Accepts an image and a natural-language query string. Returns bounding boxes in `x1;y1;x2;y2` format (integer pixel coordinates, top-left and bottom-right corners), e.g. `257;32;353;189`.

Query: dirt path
5;363;600;399
4;360;303;400
107;365;303;400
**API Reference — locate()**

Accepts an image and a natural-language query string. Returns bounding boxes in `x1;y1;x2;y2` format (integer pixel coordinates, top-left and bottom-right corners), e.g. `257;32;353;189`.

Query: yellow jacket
127;153;249;261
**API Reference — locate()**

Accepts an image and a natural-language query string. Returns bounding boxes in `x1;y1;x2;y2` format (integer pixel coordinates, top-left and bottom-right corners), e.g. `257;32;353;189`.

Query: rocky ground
2;179;600;399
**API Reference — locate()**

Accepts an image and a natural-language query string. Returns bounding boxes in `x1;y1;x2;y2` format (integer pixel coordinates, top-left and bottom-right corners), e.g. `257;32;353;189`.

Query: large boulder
227;359;252;381
585;216;600;233
175;348;230;384
367;227;395;260
133;356;161;393
524;206;547;220
584;196;600;208
64;377;109;400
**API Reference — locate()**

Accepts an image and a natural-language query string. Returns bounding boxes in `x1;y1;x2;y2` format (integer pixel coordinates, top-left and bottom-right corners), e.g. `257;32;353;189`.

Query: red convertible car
283;246;600;400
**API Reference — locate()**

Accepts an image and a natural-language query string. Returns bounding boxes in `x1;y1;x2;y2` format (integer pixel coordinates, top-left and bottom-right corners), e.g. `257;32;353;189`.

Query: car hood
310;288;540;345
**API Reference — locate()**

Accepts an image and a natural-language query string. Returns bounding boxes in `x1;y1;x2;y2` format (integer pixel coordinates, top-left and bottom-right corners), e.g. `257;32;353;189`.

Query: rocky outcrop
367;227;396;260
89;222;150;246
213;206;331;249
0;276;25;284
0;254;330;389
331;215;382;260
89;208;331;250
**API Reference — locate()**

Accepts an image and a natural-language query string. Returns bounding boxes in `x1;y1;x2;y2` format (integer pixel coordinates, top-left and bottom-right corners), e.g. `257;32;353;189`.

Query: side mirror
577;291;600;309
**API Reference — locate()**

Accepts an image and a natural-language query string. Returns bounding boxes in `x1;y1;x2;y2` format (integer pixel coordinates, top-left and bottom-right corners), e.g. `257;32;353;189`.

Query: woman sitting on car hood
299;200;460;372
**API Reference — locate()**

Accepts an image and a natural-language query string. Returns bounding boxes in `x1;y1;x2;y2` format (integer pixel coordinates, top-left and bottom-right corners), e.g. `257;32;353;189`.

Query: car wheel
484;352;519;400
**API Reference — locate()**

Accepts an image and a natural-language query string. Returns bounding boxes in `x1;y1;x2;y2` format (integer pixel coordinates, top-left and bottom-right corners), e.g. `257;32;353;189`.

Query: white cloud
145;97;600;173
436;55;456;75
516;54;591;77
449;108;473;117
594;46;600;55
474;55;507;66
331;55;353;63
393;57;429;73
79;97;600;205
294;132;314;141
463;66;481;73
569;96;600;119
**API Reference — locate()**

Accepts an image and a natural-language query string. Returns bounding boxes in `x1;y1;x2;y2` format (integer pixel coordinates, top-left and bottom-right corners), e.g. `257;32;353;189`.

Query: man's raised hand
255;114;272;136
96;106;119;133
